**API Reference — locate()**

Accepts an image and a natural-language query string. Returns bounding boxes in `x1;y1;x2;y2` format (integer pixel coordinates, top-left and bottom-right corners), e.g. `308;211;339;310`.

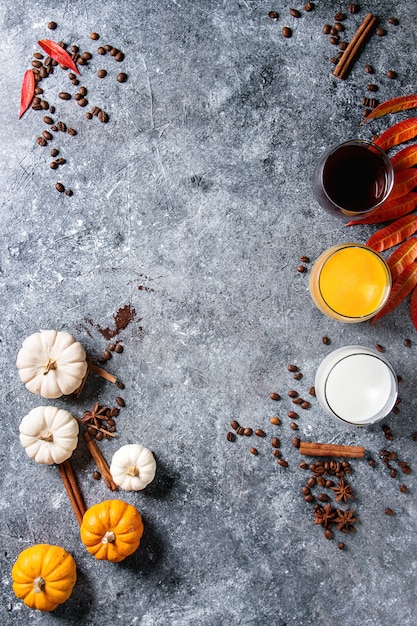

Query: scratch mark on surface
140;54;155;130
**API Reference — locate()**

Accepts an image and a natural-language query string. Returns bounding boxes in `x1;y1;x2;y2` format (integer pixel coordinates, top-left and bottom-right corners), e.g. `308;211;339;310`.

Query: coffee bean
308;386;316;396
48;21;57;29
110;47;119;56
292;437;300;448
43;116;54;125
334;22;344;32
290;422;298;430
287;411;298;419
67;127;77;135
269;416;281;425
36;136;47;146
50;105;56;114
117;72;128;83
114;343;123;353
322;336;330;345
42;130;52;141
388;16;399;25
268;10;278;20
230;420;240;430
98;46;106;55
282;26;292;38
288;364;298;372
297;264;307;273
307;477;316;487
90;32;99;40
368;458;376;467
50;161;58;169
71;45;79;54
322;24;331;34
403;338;411;347
269;392;281;401
270;437;279;448
329;35;339;45
304;2;314;11
50;148;59;157
243;428;253;436
59;92;71;100
300;462;308;469
236;426;245;435
339;41;348;50
318;493;329;502
292;397;303;405
57;121;67;132
272;449;281;458
375;343;384;352
255;429;266;437
98;110;109;123
98;69;107;78
79;86;87;96
290;8;301;18
250;447;258;455
301;401;310;410
115;51;125;62
226;431;236;442
334;11;345;20
32;59;42;68
74;93;83;101
103;350;112;360
376;27;387;36
278;459;288;467
50;125;58;131
338;542;345;550
86;112;93;119
386;70;397;79
324;529;333;540
293;372;302;380
77;98;88;107
116;396;125;407
399;484;407;493
348;3;360;13
288;390;298;398
384;508;394;515
55;182;65;192
82;51;92;60
302;485;311;495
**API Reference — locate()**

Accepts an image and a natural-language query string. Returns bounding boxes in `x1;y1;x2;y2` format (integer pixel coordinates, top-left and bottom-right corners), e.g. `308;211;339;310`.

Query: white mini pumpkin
19;406;79;465
16;330;87;399
110;444;156;491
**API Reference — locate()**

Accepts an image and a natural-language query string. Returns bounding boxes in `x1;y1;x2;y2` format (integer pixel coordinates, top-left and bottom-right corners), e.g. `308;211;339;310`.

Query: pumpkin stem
33;576;45;594
43;358;57;374
125;465;140;477
102;531;116;544
39;430;54;442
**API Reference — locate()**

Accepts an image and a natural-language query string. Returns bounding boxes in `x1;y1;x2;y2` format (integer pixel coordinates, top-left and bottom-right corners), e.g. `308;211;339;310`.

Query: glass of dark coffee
313;139;394;220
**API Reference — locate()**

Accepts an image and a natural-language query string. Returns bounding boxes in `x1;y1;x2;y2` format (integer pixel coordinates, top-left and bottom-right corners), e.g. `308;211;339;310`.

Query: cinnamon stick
83;431;118;491
299;441;365;458
333;12;377;80
86;357;118;385
58;459;86;525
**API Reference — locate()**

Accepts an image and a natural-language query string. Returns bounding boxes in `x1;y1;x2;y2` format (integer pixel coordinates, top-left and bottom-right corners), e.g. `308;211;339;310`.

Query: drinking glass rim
317;243;392;320
323;350;398;425
319;139;394;215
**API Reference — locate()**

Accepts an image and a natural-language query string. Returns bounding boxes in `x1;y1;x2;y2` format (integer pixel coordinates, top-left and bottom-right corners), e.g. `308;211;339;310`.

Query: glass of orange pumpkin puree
309;243;391;323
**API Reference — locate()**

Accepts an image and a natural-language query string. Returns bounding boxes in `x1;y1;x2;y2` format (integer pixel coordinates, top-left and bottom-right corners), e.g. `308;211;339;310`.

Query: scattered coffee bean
230;420;239;430
388;16;399;25
334;11;345;20
42;130;53;140
290;422;298;430
282;26;292;38
98;46;106;55
98;110;109;123
293;372;302;380
399;484;407;493
288;364;298;372
338;542;345;550
292;437;300;448
271;437;280;448
304;2;314;11
301;401;310;409
292;397;303;405
323;24;331;35
386;70;397;79
50;148;59;157
269;392;281;401
290;8;301;18
243;428;253;436
384;508;394;515
269;416;281;425
115;51;125;62
255;429;266;438
98;69;107;78
50;161;58;169
86;112;93;119
348;3;360;13
36;136;47;146
288;390;298;398
318;493;330;502
304;493;314;503
59;92;71;100
322;336;330;345
278;459;288;467
300;255;310;263
364;64;374;74
288;411;298;419
117;72;128;83
308;386;316;396
48;21;57;29
339;41;348;50
324;529;333;540
226;431;236;442
368;458;376;467
272;449;281;458
268;10;279;20
93;470;101;480
367;84;378;92
236;426;245;435
334;22;344;32
67;127;77;136
115;396;125;407
43;116;54;125
375;343;384;352
297;264;307;273
376;27;387;36
329;36;339;45
77;97;88;107
90;32;99;40
55;182;65;192
65;189;73;196
403;338;411;347
302;485;311;495
300;462;308;469
250;447;258;456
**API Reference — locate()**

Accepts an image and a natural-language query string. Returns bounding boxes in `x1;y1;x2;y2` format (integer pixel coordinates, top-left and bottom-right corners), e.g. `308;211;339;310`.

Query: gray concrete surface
1;1;417;624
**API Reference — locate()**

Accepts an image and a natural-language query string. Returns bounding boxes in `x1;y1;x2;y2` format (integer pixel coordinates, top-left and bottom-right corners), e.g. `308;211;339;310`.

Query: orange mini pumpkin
80;499;144;562
11;544;77;612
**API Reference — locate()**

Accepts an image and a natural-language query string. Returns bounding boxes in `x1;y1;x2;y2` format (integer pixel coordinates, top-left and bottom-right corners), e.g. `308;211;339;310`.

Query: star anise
335;508;357;533
81;402;108;425
331;478;354;503
313;503;336;528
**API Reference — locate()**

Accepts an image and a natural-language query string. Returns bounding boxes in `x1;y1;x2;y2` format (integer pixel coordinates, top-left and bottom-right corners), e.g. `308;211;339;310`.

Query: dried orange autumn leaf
386;238;417;281
19;69;35;119
391;144;417;171
346;192;417;226
389;168;417;201
373;118;417;152
372;262;417;323
37;39;80;75
410;286;417;331
361;94;417;124
366;215;417;252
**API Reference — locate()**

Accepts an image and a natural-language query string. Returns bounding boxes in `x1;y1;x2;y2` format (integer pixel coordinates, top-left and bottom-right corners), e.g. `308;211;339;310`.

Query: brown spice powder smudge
100;304;138;339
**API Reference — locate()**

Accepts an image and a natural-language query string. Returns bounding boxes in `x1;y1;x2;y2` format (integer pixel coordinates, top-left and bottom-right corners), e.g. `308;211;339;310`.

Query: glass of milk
315;346;398;426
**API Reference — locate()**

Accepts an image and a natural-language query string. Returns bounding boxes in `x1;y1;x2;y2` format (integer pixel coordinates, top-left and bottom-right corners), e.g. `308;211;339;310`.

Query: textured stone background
1;1;417;624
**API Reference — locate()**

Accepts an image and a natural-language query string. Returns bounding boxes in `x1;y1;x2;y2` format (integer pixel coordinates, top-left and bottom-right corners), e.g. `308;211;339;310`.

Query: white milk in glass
315;346;398;425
